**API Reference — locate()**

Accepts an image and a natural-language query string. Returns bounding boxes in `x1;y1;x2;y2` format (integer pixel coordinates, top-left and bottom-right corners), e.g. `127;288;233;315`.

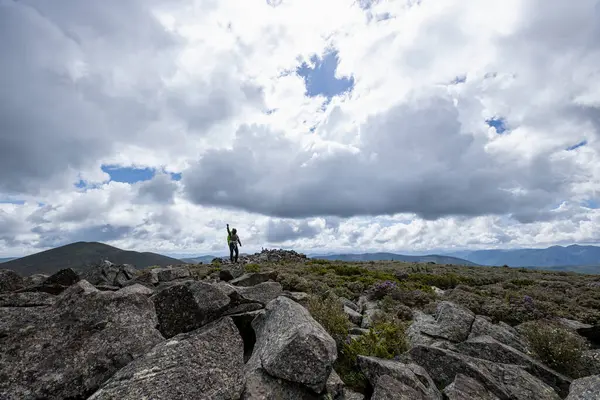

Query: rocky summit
1;249;600;399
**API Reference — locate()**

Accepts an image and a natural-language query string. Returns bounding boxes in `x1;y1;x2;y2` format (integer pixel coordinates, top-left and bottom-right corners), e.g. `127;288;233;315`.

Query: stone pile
1;263;600;400
213;248;309;265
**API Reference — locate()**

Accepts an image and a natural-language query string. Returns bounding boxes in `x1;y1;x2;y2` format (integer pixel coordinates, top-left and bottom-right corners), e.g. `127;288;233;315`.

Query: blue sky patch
566;140;587;151
296;49;355;100
486;117;507;134
101;165;155;183
0;199;25;205
170;172;182;181
581;199;599;209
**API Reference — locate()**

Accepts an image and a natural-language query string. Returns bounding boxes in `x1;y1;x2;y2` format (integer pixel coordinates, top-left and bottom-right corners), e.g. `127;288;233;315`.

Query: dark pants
229;242;239;263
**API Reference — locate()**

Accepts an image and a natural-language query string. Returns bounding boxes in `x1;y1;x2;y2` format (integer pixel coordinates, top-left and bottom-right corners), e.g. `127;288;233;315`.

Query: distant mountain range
180;255;217;264
312;252;478;266
2;242;185;276
444;245;600;269
3;242;600;276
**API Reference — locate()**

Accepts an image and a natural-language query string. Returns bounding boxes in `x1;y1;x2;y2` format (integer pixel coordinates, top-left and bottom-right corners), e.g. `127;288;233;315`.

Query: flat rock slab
409;345;561;400
231;271;278;287
357;356;441;400
456;335;571;398
242;367;321;400
156;266;191;282
237;282;283;305
423;301;475;342
345;305;363;325
152;280;231;338
469;316;530;354
281;291;310;306
0;280;164;400
372;374;424;400
89;317;244;400
443;374;500;400
118;283;154;296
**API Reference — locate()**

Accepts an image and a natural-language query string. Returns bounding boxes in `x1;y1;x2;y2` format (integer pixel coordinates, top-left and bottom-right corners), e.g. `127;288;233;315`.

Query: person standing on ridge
226;223;242;263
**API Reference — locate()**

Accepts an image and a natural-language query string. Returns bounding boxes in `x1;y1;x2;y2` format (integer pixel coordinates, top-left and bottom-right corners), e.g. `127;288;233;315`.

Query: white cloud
1;0;600;257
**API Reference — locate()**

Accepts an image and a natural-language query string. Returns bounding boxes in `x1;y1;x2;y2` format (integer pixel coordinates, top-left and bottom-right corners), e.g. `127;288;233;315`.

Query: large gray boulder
23;273;49;287
152;280;231;338
357;356;441;400
422;301;475;342
242;367;321;400
456;335;571;397
361;308;384;329
231;271;278;287
156;266;191;282
18;268;81;295
409;345;561;400
246;296;337;394
281;291;310;307
117;283;154;296
345;305;363;326
340;297;359;312
443;374;500;400
83;260;139;287
45;268;81;287
469;316;530;354
580;349;600;376
407;311;441;347
236;281;283;305
0;269;24;293
89;317;244;400
566;375;600;400
0;280;164;400
372;375;424;400
220;264;245;282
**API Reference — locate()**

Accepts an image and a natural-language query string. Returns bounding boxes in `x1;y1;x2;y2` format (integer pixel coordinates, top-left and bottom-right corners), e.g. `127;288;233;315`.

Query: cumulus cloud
1;0;600;257
266;219;321;243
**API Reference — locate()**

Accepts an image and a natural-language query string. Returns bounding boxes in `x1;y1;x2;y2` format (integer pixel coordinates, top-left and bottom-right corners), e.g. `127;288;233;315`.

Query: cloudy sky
1;0;600;258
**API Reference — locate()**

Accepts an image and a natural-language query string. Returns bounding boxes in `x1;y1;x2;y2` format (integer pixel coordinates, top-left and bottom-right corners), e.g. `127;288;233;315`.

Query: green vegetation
336;315;409;392
271;259;600;325
306;292;409;393
520;320;589;377
307;294;351;346
244;263;261;273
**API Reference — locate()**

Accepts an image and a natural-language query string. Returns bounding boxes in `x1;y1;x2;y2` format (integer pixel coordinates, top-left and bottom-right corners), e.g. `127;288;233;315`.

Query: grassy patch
335;315;409;393
244;263;261;273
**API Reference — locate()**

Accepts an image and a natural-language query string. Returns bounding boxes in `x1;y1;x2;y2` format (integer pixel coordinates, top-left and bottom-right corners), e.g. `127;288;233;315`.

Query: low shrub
336;315;409;392
391;288;436;308
509;278;535;287
244;263;261;273
306;259;331;265
277;272;311;292
307;294;350;346
520;320;589;377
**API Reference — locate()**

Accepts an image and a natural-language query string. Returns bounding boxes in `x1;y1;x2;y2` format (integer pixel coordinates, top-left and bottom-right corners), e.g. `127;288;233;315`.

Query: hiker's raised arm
226;224;231;235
